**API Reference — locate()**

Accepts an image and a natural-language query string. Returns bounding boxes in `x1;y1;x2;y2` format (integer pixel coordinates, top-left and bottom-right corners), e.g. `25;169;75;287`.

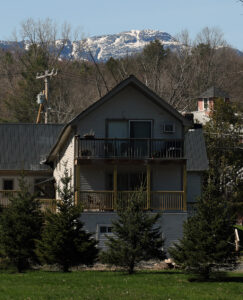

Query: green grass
0;270;242;300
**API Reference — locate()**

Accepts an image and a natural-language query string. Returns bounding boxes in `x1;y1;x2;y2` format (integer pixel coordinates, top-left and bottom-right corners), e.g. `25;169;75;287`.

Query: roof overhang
45;124;74;164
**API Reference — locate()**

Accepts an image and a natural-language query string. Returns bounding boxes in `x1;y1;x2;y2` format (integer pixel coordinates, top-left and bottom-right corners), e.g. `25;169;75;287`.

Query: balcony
0;190;56;213
0;190;186;213
75;137;184;160
79;190;185;211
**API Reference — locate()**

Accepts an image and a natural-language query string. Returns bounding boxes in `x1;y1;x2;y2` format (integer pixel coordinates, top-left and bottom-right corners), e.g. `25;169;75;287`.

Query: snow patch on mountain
0;29;180;62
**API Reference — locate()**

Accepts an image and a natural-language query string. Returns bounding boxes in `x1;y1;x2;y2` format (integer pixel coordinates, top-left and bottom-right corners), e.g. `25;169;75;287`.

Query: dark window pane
100;226;107;233
107;227;112;233
3;180;13;190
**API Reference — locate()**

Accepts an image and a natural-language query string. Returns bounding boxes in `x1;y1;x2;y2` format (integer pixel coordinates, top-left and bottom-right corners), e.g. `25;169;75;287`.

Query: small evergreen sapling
101;187;165;274
0;175;43;272
37;168;98;272
169;184;238;280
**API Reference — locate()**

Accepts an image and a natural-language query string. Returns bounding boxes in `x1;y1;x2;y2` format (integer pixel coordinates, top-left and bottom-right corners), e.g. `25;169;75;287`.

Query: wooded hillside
0;21;242;124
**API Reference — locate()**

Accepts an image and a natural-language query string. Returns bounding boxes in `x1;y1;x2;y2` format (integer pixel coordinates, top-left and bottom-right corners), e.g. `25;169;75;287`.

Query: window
129;120;152;138
3;179;14;190
100;226;112;234
107;120;128;138
163;123;175;133
203;98;208;110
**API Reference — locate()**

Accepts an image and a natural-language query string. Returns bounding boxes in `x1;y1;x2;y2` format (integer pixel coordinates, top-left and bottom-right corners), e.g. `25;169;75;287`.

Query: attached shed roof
0;124;64;171
185;129;209;171
198;86;229;99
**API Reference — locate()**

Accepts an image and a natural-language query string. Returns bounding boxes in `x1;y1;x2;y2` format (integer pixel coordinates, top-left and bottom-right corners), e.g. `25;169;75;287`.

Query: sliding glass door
129;121;152;157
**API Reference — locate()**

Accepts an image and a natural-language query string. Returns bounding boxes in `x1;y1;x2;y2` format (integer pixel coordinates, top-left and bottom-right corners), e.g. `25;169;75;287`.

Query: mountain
0;29;180;62
74;29;180;62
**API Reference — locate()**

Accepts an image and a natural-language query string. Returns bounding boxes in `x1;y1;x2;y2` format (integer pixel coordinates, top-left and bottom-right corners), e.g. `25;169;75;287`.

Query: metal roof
198;86;229;99
185;129;209;171
0;124;64;171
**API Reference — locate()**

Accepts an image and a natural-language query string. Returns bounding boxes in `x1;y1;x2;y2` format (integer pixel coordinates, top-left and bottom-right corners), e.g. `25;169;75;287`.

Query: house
192;86;230;124
44;75;208;249
0;123;63;208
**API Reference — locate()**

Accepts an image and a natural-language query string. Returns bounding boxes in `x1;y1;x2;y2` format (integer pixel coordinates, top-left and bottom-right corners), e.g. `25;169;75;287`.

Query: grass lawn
0;270;242;300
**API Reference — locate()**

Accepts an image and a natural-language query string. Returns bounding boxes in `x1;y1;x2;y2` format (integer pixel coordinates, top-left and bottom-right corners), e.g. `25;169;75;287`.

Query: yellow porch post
113;165;118;210
146;164;151;210
183;163;187;211
74;163;80;206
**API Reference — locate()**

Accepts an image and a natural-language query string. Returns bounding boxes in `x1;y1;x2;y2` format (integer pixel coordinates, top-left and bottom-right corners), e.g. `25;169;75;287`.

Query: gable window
3;179;14;190
163;123;175;133
203;98;208;110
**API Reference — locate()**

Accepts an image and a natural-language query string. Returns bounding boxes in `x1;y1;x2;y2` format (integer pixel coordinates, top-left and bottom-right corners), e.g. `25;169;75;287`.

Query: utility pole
36;69;57;124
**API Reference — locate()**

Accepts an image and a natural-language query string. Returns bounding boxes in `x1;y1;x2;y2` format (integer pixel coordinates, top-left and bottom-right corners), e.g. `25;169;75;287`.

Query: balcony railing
0;190;56;212
0;190;186;212
79;190;185;211
75;138;184;160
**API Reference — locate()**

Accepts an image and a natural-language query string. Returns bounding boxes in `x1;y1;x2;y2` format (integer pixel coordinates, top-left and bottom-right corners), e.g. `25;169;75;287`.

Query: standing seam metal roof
0;124;64;170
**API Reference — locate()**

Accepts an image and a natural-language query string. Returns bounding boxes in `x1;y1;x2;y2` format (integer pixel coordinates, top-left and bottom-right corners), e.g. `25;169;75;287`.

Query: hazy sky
0;0;243;50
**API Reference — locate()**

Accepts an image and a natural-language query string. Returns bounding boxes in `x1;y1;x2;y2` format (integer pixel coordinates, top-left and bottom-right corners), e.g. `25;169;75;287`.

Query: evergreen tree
169;184;238;279
204;99;242;193
101;188;165;274
37;168;98;272
0;176;43;272
5;45;49;122
204;99;243;216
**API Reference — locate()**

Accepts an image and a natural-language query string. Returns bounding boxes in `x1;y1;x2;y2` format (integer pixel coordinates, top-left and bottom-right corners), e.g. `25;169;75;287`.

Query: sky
0;0;243;50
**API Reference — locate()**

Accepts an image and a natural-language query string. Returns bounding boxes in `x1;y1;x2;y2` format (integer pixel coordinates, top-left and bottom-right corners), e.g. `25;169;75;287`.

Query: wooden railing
0;190;186;212
151;191;184;210
80;191;114;211
79;190;185;211
0;190;19;207
75;137;184;160
0;190;56;212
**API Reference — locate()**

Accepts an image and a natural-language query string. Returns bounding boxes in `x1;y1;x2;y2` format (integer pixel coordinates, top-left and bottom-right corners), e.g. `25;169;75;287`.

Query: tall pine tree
0;175;43;272
169;184;238;279
101;188;165;274
37;168;98;272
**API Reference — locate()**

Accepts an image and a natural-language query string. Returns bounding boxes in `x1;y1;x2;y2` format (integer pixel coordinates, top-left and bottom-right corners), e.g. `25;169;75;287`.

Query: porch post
183;163;187;211
113;165;118;210
146;164;151;209
74;163;80;206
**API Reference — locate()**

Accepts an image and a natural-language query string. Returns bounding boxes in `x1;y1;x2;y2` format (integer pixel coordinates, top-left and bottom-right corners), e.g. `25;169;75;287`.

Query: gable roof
185;129;209;171
198;86;229;99
46;75;192;162
0;124;64;171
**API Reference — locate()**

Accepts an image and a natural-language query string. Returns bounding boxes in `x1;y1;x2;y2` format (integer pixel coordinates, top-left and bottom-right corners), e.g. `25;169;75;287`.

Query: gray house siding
81;211;187;251
79;163;182;192
74;86;183;139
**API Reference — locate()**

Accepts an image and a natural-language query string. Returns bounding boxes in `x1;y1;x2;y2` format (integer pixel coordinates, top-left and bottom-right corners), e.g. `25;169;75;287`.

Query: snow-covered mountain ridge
0;29;181;62
79;29;180;61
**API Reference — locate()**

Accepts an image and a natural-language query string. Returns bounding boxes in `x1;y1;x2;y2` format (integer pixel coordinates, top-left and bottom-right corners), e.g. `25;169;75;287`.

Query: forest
0;19;243;124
